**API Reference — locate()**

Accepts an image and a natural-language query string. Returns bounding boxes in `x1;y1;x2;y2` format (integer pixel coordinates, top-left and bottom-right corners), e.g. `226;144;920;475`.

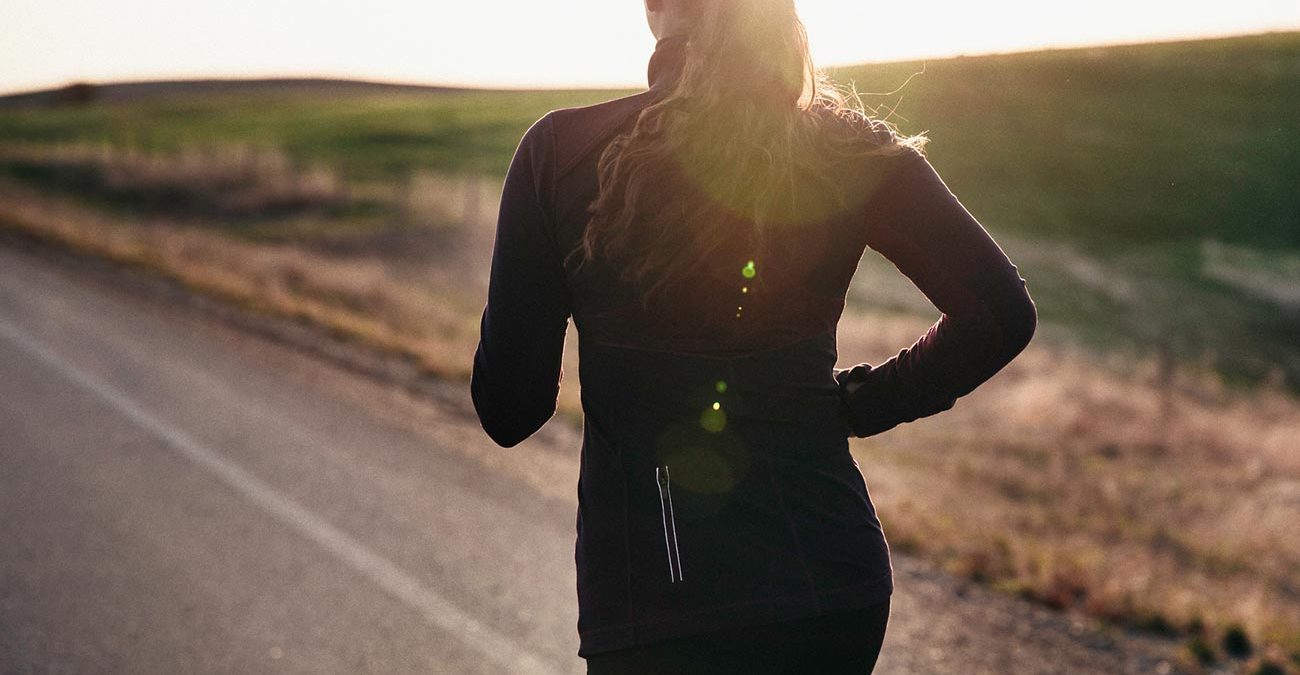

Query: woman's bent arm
471;115;572;447
836;150;1038;438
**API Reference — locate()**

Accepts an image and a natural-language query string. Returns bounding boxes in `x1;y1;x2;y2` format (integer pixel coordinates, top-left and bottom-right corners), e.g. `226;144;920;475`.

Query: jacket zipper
656;465;684;582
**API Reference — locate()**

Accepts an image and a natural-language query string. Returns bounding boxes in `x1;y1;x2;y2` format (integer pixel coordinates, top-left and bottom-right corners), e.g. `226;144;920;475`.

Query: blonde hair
566;0;928;307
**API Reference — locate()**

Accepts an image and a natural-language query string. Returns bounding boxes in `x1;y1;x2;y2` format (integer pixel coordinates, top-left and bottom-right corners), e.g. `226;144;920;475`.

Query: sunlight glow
1;0;1297;95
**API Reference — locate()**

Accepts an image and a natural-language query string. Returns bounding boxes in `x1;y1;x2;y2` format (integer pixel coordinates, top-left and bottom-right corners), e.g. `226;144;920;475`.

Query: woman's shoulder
808;101;927;159
529;90;663;179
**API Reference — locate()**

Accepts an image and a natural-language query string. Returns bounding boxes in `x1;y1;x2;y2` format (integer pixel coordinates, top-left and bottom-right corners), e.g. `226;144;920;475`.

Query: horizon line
2;27;1295;99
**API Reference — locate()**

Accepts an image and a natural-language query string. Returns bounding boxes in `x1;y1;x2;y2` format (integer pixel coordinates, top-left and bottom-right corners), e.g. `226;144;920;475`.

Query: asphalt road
0;241;1187;674
0;242;585;674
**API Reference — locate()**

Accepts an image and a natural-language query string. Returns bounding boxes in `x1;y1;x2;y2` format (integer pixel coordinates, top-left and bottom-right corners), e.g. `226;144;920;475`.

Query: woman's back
471;13;1036;667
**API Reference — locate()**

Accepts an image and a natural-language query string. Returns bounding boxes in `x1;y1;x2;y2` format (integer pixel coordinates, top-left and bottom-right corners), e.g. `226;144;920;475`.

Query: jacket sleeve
471;113;573;447
835;148;1037;438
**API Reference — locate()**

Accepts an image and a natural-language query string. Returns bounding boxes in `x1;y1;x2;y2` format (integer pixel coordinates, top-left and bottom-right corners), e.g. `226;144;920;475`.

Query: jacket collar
647;34;691;93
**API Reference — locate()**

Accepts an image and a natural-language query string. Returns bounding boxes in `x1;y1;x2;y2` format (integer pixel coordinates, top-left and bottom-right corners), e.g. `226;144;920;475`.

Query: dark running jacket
471;35;1038;658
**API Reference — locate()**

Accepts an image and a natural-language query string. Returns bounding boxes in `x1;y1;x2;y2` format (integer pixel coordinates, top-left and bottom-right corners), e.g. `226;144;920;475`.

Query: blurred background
1;1;1298;673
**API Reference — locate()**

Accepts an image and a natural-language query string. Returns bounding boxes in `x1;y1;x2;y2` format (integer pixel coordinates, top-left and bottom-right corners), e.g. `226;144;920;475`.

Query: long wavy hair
565;0;928;308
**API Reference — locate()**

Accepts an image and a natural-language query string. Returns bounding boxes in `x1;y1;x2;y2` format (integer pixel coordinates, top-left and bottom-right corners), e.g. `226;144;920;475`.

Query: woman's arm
836;149;1037;438
471;114;573;447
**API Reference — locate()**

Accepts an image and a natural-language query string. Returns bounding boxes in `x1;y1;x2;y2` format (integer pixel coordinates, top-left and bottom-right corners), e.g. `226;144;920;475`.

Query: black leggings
584;598;890;675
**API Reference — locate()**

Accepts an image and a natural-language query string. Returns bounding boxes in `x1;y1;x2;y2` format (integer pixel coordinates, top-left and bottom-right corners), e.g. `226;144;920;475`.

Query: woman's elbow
470;377;557;448
482;420;532;449
474;400;551;449
1004;288;1038;355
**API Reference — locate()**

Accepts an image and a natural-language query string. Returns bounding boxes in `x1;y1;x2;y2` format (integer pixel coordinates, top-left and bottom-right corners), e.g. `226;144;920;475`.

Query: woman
471;0;1038;672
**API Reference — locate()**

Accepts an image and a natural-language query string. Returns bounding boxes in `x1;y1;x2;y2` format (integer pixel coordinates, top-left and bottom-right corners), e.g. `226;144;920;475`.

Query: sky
2;0;1298;95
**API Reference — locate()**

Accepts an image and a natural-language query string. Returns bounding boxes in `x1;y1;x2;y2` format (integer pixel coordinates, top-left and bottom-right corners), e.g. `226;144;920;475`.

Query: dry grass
0;143;348;218
0;179;481;380
397;170;498;234
837;309;1300;668
2;157;1298;671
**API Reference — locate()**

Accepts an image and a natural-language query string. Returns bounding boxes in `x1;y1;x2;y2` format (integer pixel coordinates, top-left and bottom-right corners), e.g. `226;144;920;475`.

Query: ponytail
568;0;927;307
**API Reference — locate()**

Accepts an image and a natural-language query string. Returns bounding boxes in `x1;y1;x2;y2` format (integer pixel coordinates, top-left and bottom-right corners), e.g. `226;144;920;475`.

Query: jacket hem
576;571;893;659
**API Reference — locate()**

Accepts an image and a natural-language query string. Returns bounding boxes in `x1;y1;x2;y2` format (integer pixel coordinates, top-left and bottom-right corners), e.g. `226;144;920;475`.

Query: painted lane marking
0;316;560;675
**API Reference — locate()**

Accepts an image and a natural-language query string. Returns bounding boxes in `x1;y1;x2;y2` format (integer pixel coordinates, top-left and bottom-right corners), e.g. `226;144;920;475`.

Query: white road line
0;316;561;675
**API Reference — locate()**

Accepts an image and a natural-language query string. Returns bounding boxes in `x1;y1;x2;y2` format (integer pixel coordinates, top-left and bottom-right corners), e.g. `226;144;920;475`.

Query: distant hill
0;78;465;108
2;31;1296;237
0;31;1298;389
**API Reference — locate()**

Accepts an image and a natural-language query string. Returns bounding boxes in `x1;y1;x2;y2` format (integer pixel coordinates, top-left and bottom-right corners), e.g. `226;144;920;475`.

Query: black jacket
471;36;1037;657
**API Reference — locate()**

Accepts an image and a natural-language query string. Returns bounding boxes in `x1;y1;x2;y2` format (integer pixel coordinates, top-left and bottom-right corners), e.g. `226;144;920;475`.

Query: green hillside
1;31;1297;389
832;32;1300;250
0;87;624;179
2;33;1295;247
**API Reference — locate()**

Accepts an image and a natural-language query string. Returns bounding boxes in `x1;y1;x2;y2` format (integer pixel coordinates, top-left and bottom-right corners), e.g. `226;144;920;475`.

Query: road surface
0;240;1186;674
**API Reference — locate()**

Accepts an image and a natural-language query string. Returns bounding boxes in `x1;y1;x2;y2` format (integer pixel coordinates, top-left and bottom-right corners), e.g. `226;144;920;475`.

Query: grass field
2;31;1299;672
833;32;1300;391
2;33;1297;390
2;34;1296;242
0;86;622;178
